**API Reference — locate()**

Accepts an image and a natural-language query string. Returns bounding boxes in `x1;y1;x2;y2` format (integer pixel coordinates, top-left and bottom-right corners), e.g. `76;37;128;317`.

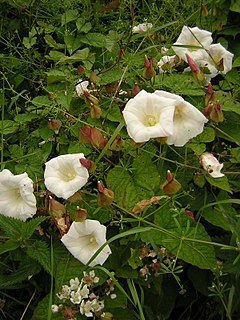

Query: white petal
61;220;111;266
172;26;213;62
44;153;89;199
208;43;234;74
122;90;175;143
0;169;36;221
200;152;224;178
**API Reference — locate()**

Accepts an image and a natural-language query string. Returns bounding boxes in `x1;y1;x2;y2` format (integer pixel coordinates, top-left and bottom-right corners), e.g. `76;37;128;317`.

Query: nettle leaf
21;216;47;239
26;240;51;274
107;153;160;210
0;239;20;254
161;73;205;96
0;120;19;135
0;256;41;288
141;206;216;270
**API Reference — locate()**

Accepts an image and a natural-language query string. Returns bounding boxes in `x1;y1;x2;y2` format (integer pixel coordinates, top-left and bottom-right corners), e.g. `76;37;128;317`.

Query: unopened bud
89;70;99;83
84;90;99;105
48;196;66;218
48;92;55;100
205;83;216;106
132;83;141;97
144;55;151;68
202;104;213;118
90;104;101;119
80;158;96;173
143;55;156;79
48;119;62;134
75;207;87;222
160;170;181;195
110;134;124;151
201;4;208;17
184;210;194;220
186;54;205;83
79;125;108;149
97;181;114;207
209;100;224;122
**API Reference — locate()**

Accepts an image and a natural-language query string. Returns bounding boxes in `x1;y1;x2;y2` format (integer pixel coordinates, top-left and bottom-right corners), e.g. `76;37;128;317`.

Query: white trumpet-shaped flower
172;26;213;62
200;152;224;178
0;169;37;221
76;80;89;96
61;220;111;267
44;153;89;199
154;91;208;146
122;90;176;143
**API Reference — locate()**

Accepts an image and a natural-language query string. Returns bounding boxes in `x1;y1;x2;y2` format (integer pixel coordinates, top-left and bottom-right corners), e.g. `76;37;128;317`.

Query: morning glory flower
132;22;153;33
200;152;224;178
154;91;208;146
61;220;111;267
76;79;89;96
0;169;37;221
122;90;176;143
44;154;89;199
172;26;213;62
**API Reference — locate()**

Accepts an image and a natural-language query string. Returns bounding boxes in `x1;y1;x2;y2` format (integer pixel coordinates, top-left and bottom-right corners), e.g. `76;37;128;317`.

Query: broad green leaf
107;154;160;209
61;9;79;26
31;95;52;107
23;36;36;49
141;207;216;269
193;127;215;143
46;70;66;84
26;240;51;274
80;32;106;47
200;191;237;232
230;0;240;13
44;34;65;49
14;113;39;123
76;17;92;33
0;120;19;135
46;50;65;61
58;48;90;64
217;112;240;145
205;175;232;193
216;91;240;115
188;142;206;155
233;56;240;67
31;294;62;320
64;31;82;55
99;67;124;85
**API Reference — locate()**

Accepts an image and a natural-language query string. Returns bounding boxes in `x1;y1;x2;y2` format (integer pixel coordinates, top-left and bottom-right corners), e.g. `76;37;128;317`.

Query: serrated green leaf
21;216;47;240
0;120;19;135
161;73;205;96
26;240;51;274
0;239;20;254
0;214;23;238
107;154;160;209
0;256;41;288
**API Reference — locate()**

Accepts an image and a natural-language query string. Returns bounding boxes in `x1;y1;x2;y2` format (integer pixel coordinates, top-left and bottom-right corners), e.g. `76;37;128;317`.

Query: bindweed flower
132;22;153;33
61;220;111;266
154;90;208;146
0;169;36;221
122;90;176;143
44;154;89;199
172;26;213;62
158;55;178;73
200;152;224;178
76;79;89;96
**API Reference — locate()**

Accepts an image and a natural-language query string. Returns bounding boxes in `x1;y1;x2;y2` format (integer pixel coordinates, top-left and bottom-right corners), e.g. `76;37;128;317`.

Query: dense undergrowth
0;0;240;319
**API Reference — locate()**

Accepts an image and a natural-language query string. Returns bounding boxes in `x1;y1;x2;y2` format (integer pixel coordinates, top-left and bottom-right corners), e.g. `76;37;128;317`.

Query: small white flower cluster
52;271;116;318
132;22;153;33
170;26;233;82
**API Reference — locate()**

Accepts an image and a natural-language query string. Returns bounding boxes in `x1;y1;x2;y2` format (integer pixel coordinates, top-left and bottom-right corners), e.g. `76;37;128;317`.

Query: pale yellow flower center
89;235;97;244
58;166;77;182
144;115;157;126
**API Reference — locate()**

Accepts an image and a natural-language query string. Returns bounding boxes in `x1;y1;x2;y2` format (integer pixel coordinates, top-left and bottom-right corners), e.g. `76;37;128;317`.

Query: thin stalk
1;75;4;170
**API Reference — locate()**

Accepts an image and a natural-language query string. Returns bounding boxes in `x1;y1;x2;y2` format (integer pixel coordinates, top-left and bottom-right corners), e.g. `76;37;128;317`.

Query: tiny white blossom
200;152;224;178
57;285;71;300
69;277;80;290
132;22;153;33
172;26;213;62
61;220;111;267
80;300;93;317
70;290;82;304
158;55;178;72
44;153;89;199
91;299;104;312
51;304;59;313
110;293;117;299
76;80;89;96
79;284;90;299
0;169;37;221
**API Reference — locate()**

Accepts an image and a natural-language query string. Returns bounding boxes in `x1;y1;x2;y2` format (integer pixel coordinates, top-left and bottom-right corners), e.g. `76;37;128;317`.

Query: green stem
1;76;4;170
